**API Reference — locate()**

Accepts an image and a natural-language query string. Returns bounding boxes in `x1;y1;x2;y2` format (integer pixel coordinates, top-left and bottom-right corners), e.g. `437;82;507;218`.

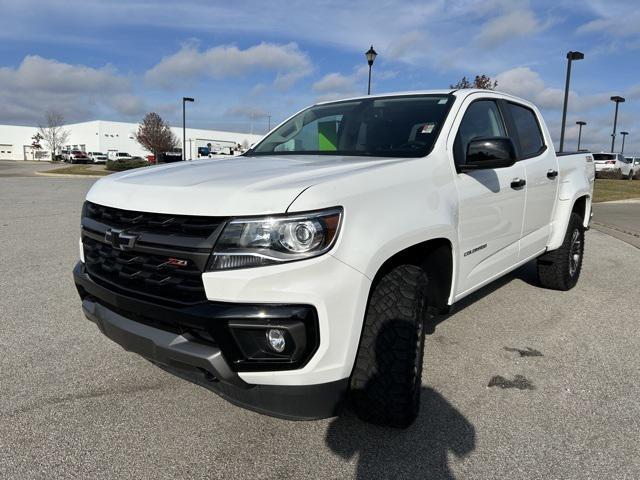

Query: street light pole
559;51;584;153
621;131;629;154
365;45;377;95
610;96;625;152
182;97;194;161
576;121;586;151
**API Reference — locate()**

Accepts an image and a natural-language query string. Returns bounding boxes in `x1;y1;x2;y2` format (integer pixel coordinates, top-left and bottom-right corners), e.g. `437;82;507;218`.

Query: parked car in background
67;150;91;164
158;149;183;163
88;152;108;164
594;153;632;179
107;152;133;161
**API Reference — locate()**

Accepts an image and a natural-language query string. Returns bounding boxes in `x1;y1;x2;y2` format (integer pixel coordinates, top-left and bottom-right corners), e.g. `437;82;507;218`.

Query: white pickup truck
74;89;595;427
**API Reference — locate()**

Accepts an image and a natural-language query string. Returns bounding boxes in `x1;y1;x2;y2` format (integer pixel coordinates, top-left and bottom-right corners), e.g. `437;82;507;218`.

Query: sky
1;0;640;153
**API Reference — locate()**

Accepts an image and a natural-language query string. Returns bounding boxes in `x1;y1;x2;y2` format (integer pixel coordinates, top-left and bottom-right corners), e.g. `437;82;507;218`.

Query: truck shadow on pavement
325;388;475;479
323;259;542;478
325;317;476;479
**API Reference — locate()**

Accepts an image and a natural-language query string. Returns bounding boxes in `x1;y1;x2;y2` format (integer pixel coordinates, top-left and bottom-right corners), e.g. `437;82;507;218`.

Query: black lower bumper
73;262;347;420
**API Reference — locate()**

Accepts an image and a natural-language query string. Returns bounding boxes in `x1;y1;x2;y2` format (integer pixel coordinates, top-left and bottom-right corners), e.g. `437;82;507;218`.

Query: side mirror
460;137;517;172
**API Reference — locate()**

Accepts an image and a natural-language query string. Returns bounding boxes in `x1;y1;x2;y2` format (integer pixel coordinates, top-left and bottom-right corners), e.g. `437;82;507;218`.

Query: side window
455;100;506;166
508;103;545;158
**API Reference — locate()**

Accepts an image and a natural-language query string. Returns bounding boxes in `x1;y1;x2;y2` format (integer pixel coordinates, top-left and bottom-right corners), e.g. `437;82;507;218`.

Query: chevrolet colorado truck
74;89;595;427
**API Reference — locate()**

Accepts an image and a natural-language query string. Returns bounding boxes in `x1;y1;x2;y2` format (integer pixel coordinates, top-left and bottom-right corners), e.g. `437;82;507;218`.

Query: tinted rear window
593;154;616;160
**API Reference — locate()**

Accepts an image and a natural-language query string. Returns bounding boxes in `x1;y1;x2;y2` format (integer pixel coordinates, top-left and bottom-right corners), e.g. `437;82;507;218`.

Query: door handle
510;178;526;189
547;169;558;179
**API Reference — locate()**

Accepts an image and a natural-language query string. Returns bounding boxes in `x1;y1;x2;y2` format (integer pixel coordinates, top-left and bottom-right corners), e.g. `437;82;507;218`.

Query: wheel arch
370;237;454;313
572;195;590;226
548;193;592;250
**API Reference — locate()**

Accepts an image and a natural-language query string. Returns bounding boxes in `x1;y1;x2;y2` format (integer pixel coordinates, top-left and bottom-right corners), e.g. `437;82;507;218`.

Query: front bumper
74;262;349;419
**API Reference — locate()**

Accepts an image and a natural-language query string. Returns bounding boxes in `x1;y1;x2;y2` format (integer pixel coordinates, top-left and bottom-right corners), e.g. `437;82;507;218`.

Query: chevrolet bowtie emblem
105;228;139;251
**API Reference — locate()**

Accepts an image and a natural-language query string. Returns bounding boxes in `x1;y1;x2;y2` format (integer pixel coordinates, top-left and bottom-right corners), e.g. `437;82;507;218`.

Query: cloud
312;65;398;102
225;105;270;119
386;31;430;63
0;55;128;94
110;94;147;117
476;8;541;47
496;67;562;108
313;73;356;94
0;55;140;125
145;42;312;89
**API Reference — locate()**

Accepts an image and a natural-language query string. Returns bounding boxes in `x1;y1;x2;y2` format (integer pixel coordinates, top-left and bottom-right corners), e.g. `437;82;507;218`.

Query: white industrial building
0;120;263;161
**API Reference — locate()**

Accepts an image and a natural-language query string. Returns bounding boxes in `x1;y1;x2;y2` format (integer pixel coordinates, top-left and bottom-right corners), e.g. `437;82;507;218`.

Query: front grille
85;201;223;238
83;236;207;304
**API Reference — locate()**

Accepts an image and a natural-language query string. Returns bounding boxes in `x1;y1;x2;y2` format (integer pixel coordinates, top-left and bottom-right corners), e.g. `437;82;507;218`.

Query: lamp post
610;95;625;152
559;51;584;153
576;121;586;151
182;97;194;161
620;131;629;154
365;45;377;95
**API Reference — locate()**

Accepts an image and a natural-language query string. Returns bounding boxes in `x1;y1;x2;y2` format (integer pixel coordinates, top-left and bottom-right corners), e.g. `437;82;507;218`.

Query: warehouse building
0;120;263;161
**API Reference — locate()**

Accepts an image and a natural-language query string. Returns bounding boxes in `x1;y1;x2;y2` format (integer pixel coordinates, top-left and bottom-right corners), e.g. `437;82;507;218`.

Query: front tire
350;265;428;428
537;212;585;291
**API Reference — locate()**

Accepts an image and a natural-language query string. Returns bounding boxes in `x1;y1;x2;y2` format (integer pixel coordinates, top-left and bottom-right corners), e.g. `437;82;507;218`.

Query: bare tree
450;75;498;90
38;111;70;161
134;112;179;162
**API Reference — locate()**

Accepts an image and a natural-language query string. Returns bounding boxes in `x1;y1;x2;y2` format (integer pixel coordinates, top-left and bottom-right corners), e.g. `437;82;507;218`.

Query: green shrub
106;159;149;172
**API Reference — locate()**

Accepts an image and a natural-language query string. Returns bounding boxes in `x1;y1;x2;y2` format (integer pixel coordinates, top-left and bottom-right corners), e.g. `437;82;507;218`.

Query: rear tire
537;212;584;291
350;265;428;428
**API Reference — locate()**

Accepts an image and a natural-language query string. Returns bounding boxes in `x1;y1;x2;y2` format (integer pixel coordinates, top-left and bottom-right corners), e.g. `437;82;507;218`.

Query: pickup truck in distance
73;89;595;428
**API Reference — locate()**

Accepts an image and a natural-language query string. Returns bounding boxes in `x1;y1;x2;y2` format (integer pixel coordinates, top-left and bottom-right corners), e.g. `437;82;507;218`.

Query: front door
452;98;527;297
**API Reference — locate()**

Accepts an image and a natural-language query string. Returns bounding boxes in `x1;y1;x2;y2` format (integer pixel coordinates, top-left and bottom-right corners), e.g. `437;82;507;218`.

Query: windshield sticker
421;123;436;134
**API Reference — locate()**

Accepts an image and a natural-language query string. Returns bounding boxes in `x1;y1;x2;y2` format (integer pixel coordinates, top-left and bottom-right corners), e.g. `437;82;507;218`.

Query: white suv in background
88;152;108;164
594;153;633;179
624;157;639;179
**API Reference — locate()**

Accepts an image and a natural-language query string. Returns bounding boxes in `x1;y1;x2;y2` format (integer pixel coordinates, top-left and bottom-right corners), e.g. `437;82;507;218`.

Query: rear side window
508;103;545;158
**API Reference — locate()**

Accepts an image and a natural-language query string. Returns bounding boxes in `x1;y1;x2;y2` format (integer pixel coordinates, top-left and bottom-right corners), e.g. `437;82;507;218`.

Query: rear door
452;97;527;297
504;101;558;259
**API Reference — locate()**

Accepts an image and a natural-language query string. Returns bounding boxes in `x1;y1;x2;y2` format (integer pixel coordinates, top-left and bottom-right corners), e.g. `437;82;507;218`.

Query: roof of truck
314;88;528;105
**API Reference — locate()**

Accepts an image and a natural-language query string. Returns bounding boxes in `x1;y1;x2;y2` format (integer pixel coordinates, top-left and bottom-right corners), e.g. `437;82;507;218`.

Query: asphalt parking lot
2;172;640;480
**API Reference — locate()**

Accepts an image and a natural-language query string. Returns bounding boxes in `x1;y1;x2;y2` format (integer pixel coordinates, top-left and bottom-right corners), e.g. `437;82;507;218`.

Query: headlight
208;207;343;271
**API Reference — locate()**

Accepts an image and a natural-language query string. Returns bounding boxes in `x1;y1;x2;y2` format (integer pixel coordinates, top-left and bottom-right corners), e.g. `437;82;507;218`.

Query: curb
596;198;640;204
35;171;108;179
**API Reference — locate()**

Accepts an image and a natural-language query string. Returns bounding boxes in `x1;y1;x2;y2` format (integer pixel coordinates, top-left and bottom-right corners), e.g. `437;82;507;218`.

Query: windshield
251;94;454;158
593;154;616;161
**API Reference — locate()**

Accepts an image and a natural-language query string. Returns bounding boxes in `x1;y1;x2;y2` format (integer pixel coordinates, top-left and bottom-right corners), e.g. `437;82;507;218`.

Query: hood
86;154;404;216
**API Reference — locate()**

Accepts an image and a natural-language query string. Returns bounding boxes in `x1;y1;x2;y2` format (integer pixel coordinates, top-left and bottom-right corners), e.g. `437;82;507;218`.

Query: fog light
266;329;286;353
